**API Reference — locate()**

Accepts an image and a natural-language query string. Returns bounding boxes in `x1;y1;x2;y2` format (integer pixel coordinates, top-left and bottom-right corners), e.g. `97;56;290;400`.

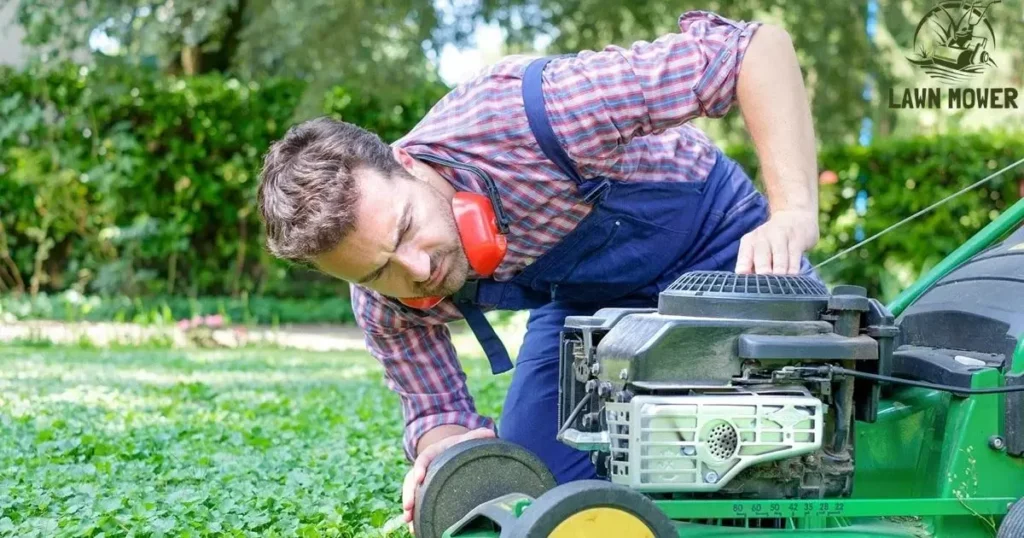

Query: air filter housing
658;271;831;321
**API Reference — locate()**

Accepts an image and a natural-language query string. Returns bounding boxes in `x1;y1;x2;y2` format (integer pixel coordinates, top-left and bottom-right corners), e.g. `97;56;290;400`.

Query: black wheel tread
414;438;556;538
999;498;1024;538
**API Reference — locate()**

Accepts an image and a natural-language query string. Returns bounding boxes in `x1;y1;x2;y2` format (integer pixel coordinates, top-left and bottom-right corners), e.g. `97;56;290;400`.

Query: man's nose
396;248;432;283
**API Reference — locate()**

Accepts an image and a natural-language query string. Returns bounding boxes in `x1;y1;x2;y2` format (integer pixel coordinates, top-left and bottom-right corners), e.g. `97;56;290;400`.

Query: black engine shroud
556;271;898;499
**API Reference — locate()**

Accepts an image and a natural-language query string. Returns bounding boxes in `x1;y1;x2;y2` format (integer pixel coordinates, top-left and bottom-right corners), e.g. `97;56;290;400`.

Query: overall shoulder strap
523;56;587;186
451;300;513;375
447;278;548;375
523;56;610;202
447;56;603;376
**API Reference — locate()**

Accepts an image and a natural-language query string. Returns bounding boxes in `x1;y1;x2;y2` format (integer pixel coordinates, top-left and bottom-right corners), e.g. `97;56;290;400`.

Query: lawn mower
411;174;1024;537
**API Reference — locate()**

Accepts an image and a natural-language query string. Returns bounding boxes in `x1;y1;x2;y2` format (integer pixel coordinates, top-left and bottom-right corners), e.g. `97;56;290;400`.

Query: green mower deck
424;197;1024;538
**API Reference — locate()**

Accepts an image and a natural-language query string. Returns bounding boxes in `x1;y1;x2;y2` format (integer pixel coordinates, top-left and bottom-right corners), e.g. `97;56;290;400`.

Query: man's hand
735;209;819;275
402;426;496;535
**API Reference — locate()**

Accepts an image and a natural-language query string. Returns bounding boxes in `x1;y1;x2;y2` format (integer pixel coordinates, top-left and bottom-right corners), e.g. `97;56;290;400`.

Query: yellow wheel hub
548;507;654;538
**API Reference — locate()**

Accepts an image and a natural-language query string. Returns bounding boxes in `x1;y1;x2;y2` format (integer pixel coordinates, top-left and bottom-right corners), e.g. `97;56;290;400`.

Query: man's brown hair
257;117;400;262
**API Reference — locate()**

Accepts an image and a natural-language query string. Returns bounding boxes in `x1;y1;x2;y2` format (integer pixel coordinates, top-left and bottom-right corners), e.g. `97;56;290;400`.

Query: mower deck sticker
730;501;847;518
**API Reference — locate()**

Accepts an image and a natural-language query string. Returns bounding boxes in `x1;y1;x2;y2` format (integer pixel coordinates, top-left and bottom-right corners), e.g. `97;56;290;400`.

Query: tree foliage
3;0;455;118
6;0;1022;144
473;0;1023;146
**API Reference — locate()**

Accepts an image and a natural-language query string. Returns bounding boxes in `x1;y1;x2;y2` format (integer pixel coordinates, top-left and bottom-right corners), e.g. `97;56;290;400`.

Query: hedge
0;292;356;326
1;61;1021;322
0;61;447;305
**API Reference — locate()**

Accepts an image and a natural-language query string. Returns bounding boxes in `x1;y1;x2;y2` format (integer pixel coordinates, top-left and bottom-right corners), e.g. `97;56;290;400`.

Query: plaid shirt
349;10;762;460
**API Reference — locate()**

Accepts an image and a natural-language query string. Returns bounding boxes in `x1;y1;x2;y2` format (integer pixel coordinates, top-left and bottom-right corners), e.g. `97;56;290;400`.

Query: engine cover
556;271;897;500
606;394;823;493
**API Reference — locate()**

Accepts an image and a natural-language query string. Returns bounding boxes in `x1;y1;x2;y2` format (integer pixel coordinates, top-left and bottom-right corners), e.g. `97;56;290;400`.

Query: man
257;9;820;532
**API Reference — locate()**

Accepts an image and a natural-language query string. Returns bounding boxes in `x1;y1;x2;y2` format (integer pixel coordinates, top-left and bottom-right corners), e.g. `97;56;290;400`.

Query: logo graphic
906;0;1000;85
888;0;1018;110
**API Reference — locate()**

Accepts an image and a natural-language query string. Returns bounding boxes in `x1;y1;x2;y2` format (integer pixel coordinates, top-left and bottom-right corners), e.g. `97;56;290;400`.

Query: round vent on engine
702;420;739;461
658;271;831;321
708;423;738;460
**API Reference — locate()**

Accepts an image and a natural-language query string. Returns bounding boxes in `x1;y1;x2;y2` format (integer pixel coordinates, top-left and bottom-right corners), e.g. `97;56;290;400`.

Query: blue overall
447;56;816;484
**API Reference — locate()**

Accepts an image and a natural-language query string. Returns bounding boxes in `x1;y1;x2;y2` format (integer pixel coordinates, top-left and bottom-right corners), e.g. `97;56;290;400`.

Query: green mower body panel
442;197;1024;537
646;360;1024;536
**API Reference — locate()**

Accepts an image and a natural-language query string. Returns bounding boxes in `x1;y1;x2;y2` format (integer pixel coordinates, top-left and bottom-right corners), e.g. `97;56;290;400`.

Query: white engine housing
605;394;824;493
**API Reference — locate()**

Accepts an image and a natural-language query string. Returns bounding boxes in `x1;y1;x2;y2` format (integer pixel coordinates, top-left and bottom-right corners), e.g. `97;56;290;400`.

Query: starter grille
666;271;829;297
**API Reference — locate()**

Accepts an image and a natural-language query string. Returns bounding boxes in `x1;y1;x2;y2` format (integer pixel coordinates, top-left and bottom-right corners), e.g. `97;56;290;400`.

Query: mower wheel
511;480;676;538
998;498;1024;538
413;438;556;538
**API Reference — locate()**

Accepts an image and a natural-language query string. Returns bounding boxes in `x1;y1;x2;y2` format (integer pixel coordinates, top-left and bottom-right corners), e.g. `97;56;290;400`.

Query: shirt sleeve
539;10;762;174
349;283;496;461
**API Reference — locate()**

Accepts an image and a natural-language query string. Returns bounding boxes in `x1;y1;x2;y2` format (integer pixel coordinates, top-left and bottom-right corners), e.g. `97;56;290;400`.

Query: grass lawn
0;337;515;537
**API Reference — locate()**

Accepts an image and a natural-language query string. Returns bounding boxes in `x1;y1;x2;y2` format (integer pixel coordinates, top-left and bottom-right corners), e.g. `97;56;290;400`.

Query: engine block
556;271;897;500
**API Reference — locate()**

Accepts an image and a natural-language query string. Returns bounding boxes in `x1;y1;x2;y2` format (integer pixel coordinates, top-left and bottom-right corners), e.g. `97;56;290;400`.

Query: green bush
1;60;1021;321
0;61;447;305
726;130;1024;302
0;290;355;326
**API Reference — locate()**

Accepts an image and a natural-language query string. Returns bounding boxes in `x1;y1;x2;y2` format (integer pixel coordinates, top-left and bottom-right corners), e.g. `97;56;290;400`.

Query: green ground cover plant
0;343;509;537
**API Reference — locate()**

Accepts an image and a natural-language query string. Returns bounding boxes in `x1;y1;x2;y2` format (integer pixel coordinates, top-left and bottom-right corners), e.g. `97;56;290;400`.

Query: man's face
312;167;470;299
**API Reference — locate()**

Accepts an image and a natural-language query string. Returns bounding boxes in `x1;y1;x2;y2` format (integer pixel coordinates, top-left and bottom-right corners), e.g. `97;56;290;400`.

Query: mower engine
557;270;897;499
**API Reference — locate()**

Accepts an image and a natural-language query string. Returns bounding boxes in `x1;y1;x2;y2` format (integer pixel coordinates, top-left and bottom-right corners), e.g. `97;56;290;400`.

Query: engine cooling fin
658;271;832;321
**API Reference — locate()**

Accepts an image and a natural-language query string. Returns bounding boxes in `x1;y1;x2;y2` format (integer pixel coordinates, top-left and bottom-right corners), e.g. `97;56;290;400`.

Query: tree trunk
233;220;247;297
31;236;54;299
181;46;202;75
0;220;25;295
202;0;248;73
168;251;178;295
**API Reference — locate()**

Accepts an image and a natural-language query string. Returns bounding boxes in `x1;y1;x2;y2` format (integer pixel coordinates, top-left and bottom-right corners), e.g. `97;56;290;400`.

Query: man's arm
538;11;763;178
731;24;819;275
349;284;495;460
537;11;820;274
349;284;497;533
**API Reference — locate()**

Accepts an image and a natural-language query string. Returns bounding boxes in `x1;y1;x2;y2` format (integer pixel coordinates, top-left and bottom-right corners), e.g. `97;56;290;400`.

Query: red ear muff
452;192;507;276
399;296;444;309
399;192;507;309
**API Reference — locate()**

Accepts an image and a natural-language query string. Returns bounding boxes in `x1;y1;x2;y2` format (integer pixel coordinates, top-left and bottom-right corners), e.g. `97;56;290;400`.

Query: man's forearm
736;24;818;213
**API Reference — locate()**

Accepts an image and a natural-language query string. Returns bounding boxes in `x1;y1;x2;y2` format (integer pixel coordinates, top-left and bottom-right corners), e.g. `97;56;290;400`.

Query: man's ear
391;146;456;199
392;147;419;176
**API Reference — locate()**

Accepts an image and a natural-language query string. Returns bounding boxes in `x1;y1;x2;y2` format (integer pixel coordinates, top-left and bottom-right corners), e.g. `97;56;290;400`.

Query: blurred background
0;0;1022;324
